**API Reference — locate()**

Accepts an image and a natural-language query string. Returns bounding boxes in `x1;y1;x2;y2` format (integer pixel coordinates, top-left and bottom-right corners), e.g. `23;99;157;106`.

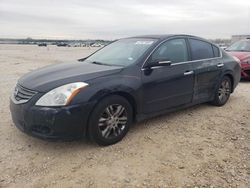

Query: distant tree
26;37;33;41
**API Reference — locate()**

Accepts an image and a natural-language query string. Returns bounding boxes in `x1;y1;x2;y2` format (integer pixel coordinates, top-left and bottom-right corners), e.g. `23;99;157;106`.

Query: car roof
131;34;175;39
126;34;208;42
120;34;219;47
129;34;197;39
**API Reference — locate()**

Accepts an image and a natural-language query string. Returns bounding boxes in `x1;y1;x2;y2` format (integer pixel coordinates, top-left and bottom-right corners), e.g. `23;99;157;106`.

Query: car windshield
227;40;250;52
85;38;156;66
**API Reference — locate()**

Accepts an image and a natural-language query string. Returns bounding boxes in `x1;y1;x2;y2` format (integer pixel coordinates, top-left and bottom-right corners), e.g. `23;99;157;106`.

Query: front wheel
211;76;232;106
88;95;133;146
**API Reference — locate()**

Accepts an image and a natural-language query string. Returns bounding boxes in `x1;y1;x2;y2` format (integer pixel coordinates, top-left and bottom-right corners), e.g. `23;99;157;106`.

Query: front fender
71;75;141;108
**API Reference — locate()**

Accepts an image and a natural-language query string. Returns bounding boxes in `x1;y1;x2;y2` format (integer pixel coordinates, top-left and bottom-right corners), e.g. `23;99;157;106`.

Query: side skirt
135;99;210;122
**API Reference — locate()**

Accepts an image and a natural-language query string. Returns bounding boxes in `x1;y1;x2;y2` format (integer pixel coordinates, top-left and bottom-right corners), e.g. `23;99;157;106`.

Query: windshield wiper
90;61;115;66
91;61;103;65
86;60;124;67
78;57;87;62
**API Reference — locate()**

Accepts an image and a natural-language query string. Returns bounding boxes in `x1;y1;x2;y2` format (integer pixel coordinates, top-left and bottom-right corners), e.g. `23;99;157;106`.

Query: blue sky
0;0;249;39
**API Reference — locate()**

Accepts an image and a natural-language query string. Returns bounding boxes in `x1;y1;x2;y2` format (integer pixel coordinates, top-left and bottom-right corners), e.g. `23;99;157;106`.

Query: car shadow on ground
14;102;214;152
240;78;250;82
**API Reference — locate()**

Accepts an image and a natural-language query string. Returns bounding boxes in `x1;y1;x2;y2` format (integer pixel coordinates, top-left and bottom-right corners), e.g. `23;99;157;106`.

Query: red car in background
226;39;250;79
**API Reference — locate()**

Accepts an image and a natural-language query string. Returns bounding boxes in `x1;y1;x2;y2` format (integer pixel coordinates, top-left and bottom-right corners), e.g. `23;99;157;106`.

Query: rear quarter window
189;39;214;60
212;45;220;57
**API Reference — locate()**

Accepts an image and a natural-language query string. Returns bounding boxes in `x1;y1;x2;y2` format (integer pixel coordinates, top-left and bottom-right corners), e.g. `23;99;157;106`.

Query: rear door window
189;39;214;60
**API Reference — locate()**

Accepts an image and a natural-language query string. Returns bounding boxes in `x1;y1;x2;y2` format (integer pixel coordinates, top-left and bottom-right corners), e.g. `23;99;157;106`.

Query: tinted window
212;45;220;57
151;39;188;63
189;39;214;60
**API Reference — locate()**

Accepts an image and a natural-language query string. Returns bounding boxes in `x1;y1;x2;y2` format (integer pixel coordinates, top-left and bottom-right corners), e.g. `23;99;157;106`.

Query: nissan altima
10;35;241;146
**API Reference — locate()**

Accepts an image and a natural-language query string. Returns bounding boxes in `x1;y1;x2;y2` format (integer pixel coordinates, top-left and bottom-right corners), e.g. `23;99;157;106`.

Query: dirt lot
0;44;249;188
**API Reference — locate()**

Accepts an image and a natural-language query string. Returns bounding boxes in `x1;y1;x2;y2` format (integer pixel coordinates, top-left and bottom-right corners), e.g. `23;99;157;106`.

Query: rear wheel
211;76;232;106
88;95;133;146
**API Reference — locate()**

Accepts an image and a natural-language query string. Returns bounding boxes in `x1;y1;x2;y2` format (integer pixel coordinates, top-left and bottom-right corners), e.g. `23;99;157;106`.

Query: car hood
18;61;122;92
227;51;250;61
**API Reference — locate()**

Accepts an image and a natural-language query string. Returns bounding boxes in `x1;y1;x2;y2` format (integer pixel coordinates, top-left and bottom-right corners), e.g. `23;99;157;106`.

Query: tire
211;76;232;106
88;95;133;146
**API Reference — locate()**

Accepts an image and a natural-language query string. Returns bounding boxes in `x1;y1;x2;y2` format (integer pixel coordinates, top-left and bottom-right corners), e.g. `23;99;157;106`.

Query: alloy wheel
98;104;128;139
218;79;231;103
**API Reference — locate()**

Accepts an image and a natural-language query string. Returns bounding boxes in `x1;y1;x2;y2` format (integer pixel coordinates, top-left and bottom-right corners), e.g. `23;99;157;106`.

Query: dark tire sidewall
88;95;133;146
213;76;232;106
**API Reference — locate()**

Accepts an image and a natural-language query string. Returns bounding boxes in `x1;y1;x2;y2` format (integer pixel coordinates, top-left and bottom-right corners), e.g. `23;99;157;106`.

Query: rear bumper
10;99;95;140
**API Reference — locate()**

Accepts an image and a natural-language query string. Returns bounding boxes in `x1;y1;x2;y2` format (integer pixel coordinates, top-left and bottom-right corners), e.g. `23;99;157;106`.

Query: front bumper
10;99;95;140
241;63;250;78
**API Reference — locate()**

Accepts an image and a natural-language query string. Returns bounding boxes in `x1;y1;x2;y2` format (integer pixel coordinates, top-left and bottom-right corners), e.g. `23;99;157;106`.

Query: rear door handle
217;63;224;68
184;71;194;76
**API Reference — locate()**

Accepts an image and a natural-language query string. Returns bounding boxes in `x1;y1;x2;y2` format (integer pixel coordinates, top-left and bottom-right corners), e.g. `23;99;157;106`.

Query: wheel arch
104;91;137;122
87;90;137;130
85;90;137;140
223;73;234;93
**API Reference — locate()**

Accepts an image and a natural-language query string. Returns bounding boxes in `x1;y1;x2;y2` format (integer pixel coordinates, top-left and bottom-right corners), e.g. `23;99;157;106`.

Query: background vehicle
226;39;250;79
57;43;70;47
10;35;241;146
91;43;102;47
38;43;47;47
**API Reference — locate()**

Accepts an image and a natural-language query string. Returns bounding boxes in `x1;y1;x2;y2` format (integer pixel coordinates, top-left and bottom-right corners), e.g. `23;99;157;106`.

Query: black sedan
10;35;241;146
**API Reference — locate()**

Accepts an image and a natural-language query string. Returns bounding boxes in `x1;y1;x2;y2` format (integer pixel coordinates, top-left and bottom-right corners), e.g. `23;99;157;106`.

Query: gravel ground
0;44;249;188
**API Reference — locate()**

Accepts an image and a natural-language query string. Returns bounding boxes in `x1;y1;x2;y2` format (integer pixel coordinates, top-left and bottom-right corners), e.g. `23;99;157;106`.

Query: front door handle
217;63;224;68
184;71;194;76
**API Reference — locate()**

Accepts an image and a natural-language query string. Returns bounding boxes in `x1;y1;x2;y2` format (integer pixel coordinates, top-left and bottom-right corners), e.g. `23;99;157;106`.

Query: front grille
13;85;37;104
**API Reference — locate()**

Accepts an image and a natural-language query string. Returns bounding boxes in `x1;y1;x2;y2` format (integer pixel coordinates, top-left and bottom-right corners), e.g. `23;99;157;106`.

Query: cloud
0;0;249;39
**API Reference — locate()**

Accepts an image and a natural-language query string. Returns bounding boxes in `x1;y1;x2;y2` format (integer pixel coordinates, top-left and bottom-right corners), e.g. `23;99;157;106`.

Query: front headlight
242;59;250;64
35;82;88;107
